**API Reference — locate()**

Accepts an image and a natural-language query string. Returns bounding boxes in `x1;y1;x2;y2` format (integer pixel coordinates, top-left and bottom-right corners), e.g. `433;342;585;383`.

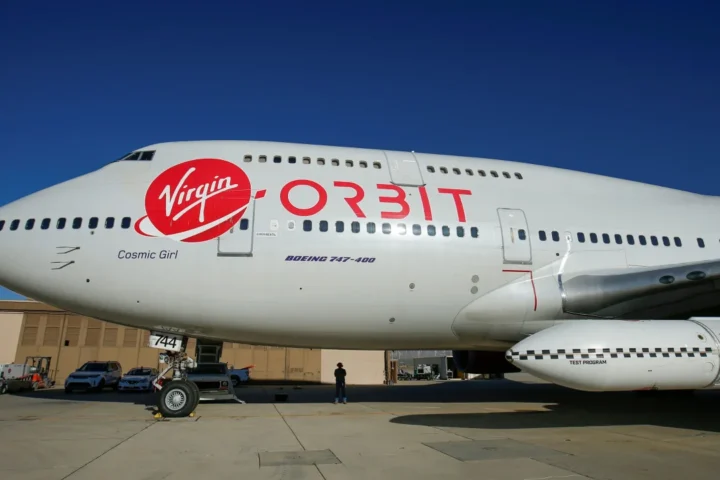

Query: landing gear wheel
157;380;199;418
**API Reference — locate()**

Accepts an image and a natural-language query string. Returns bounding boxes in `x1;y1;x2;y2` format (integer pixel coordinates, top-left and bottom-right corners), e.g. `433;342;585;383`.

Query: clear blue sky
1;1;718;299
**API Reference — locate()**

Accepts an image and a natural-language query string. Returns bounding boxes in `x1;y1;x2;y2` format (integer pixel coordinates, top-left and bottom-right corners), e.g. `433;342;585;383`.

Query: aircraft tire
157;380;198;418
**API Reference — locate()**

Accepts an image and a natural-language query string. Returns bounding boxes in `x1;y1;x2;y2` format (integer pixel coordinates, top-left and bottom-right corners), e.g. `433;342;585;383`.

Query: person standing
334;362;347;404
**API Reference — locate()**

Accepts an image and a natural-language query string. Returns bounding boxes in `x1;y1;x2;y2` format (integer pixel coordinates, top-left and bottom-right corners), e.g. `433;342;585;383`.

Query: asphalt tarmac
1;372;719;480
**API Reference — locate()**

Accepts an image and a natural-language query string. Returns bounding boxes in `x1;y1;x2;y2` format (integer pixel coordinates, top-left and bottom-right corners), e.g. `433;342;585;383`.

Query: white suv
65;361;122;393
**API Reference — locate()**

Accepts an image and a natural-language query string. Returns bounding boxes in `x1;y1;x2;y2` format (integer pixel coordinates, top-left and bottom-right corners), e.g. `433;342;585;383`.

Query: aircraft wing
559;259;720;320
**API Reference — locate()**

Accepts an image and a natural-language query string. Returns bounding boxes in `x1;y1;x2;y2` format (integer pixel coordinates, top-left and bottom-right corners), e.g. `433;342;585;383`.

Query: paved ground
1;373;719;480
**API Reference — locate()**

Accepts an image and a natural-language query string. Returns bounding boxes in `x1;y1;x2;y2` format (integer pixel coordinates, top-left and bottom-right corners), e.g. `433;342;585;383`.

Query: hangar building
0;300;385;385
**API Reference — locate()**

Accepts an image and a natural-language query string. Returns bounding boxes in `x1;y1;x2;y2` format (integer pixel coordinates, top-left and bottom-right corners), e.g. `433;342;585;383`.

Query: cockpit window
111;150;156;163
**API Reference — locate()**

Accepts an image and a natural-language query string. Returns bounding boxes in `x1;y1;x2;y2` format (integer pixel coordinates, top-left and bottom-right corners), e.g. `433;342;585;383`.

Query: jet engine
452;350;521;375
506;318;720;391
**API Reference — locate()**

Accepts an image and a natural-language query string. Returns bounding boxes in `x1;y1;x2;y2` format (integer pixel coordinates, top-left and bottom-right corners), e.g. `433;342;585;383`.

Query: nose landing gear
151;335;199;418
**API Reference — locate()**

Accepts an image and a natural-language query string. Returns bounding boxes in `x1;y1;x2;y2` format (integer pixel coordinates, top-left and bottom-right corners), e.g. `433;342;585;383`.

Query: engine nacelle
506;318;720;391
452;350;521;375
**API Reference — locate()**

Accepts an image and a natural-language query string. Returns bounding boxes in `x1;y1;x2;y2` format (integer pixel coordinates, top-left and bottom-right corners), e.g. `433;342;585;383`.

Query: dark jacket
334;367;346;384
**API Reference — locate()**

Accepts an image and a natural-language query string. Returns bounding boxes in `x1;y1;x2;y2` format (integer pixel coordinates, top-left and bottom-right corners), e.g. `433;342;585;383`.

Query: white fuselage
0;140;718;350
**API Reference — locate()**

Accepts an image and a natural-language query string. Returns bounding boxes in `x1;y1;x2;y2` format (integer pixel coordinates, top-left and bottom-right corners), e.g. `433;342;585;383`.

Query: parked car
118;367;158;392
64;361;122;393
228;364;253;387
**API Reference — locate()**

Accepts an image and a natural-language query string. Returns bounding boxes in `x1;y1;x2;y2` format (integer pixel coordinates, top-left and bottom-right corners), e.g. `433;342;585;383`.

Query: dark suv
64;361;122;392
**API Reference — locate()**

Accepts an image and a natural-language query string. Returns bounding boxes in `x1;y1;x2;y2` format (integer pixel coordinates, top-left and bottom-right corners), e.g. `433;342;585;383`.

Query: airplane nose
0;200;54;301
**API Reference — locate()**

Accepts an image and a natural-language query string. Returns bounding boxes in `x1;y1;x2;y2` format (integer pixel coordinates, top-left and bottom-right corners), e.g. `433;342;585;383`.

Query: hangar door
217;198;256;256
383;151;425;187
497;208;532;265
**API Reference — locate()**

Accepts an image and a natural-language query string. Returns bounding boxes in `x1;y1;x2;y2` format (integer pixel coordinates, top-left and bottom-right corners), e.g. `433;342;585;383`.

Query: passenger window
41;218;51;230
457;226;465;237
0;220;4;231
72;217;83;229
105;217;115;229
614;234;622;244
412;224;422;235
518;229;526;240
10;219;19;231
697;238;705;248
318;158;326;166
577;232;586;243
259;155;267;163
240;219;249;230
289;156;297;164
427;166;435;173
442;226;450;237
471;227;479;238
465;169;474;176
478;170;486;177
491;171;498;178
331;159;340;166
303;220;312;232
539;230;547;241
303;157;311;164
601;233;610;244
351;221;360;233
440;167;448;174
335;221;344;233
627;235;635;245
382;223;391;234
515;172;523;179
503;171;511;178
453;168;461;175
366;222;376;234
89;217;99;229
639;235;647;245
360;161;368;168
319;220;328;232
427;225;436;236
651;236;659;246
662;236;670;247
25;219;35;230
57;218;66;229
552;231;560;242
121;217;131;229
244;155;252;163
397;223;407;235
346;160;353;167
674;237;682;247
373;162;381;169
274;156;282;164
590;233;598;243
140;151;155;161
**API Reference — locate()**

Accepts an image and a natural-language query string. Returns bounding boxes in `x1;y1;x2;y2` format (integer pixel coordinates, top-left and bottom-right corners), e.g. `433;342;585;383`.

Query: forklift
7;357;55;392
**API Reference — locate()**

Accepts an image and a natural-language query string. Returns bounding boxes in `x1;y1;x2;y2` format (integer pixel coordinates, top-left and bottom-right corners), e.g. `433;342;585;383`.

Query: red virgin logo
135;158;261;243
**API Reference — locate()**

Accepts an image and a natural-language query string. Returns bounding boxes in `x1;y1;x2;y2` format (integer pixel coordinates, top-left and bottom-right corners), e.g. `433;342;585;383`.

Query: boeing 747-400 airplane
0;140;719;417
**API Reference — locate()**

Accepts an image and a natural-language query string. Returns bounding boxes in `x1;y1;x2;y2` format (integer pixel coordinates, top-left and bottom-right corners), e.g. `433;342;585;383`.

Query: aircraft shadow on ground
11;379;720;433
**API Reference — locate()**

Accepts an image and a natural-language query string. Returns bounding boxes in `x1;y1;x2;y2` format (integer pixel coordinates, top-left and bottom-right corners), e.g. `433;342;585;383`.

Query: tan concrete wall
321;350;385;385
0;312;23;363
2;301;383;385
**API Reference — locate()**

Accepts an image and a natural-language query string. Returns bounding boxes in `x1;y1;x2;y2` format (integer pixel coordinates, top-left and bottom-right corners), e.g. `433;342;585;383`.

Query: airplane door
383;151;425;187
217;198;255;256
497;208;532;265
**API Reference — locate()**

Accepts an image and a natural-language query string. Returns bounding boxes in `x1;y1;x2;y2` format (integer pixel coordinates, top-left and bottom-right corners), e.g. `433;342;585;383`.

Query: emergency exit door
217;198;255;256
383;150;425;187
497;208;532;264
